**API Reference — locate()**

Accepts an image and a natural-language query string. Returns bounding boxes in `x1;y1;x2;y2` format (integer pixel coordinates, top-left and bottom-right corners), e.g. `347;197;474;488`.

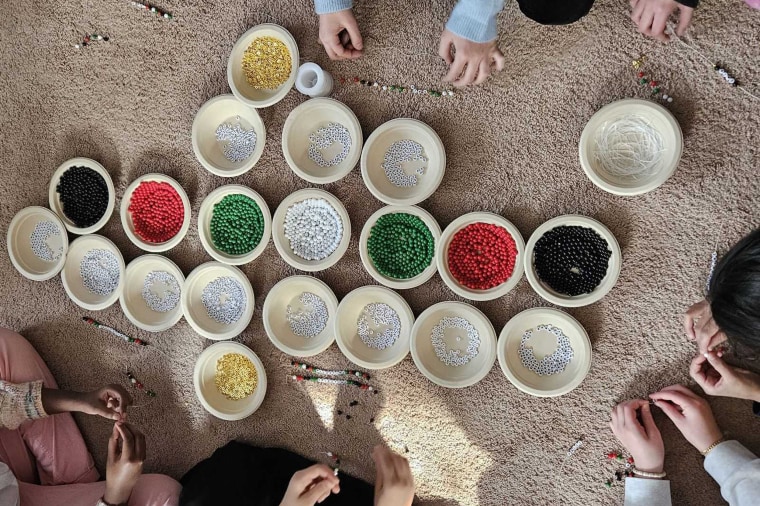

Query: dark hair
708;228;760;355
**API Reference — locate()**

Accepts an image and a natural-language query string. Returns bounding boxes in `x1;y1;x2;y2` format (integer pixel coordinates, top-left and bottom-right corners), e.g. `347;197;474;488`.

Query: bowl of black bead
524;215;621;307
48;158;115;235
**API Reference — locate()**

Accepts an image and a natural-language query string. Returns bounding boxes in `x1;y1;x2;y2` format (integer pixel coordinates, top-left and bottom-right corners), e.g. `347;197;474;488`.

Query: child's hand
649;385;723;453
279;464;340;506
104;423;145;506
439;29;504;87
630;0;694;42
319;10;363;60
80;384;132;421
610;399;665;473
684;299;728;354
691;352;760;402
372;445;414;506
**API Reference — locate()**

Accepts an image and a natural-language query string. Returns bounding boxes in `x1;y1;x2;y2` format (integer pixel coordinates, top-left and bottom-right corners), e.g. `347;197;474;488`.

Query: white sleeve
624;477;672;506
0;462;20;506
704;440;760;506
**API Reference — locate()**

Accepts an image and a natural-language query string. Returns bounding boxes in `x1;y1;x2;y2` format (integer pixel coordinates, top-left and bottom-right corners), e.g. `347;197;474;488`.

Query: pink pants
0;328;180;506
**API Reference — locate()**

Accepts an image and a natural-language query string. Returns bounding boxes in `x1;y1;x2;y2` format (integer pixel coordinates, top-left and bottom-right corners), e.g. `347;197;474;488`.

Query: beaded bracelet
701;437;726;456
631;468;667;479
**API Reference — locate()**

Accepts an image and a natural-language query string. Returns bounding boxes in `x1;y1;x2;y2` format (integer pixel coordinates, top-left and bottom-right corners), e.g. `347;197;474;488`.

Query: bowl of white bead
263;275;339;357
192;94;267;177
181;262;255;341
334;285;415;370
282;98;363;184
497;307;591;397
360;118;445;206
61;234;125;311
410;301;496;388
120;255;185;332
272;188;351;272
579;99;682;196
7;206;69;281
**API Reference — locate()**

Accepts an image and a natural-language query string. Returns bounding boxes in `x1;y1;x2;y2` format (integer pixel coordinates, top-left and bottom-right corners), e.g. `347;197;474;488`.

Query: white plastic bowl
437;212;525;301
192;94;267;177
61;234;125;311
48;157;115;235
120;173;191;253
263;275;338;357
198;185;272;265
497;307;591;397
359;205;441;289
7;206;69;281
120;254;185;332
193;341;268;420
227;24;299;108
360;118;445;205
524;215;621;307
282;97;363;184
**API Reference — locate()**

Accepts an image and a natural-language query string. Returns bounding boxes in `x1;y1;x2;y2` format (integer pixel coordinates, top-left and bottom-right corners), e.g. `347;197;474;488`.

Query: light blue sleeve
445;0;505;43
704;440;760;506
314;0;353;15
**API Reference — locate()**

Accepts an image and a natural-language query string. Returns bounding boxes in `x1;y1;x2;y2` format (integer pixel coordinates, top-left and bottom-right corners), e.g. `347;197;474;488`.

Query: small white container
272;188;351;272
524;215;621;307
360;118;445;206
61;234;125;311
119;254;185;332
48;157;115;235
359;205;440;289
263;275;338;357
282;97;363;184
437;212;525;301
295;62;333;97
120;173;191;253
334;285;414;370
227;24;299;109
7;206;69;281
193;341;268;420
198;185;272;265
410;301;496;388
192;94;267;177
497;307;591;397
181;262;255;340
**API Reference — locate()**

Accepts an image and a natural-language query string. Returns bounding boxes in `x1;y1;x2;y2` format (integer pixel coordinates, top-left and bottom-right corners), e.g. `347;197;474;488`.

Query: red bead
650;81;658;87
637;72;644;78
446;223;517;290
353;77;359;83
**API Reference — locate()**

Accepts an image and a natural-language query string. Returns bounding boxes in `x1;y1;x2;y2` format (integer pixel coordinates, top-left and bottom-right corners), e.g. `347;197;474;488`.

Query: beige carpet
1;0;759;504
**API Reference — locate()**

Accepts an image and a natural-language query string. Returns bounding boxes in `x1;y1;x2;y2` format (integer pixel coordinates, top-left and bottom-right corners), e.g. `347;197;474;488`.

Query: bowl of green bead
198;185;272;266
359;205;441;290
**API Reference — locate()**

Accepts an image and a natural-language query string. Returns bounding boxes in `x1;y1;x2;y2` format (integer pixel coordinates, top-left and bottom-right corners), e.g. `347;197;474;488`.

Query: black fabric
677;0;699;8
754;401;760;416
179;441;374;506
515;0;698;26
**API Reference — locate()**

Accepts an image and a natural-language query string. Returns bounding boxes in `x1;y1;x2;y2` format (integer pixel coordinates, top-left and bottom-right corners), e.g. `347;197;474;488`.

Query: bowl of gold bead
263;275;339;357
192;94;267;177
359;205;440;289
120;254;185;333
7;206;69;281
410;301;497;388
227;24;299;109
360;118;445;206
193;341;267;420
334;285;415;370
198;185;272;265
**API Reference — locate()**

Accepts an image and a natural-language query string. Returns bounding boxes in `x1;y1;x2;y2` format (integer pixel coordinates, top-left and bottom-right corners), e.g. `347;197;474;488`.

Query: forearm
314;0;352;14
41;388;85;415
446;0;505;43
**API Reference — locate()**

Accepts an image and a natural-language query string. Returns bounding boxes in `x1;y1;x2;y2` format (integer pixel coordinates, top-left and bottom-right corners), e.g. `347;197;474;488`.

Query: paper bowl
579;98;683;196
48;157;115;235
263;275;338;357
181;262;255;340
193;341;268;420
360;118;445;205
410;301;496;388
334;285;414;369
120;174;191;253
119;254;185;332
192;94;267;177
359;205;441;289
437;212;525;301
7;206;69;281
198;185;272;265
272;188;351;272
497;307;591;397
61;234;125;311
282;97;363;184
227;24;299;108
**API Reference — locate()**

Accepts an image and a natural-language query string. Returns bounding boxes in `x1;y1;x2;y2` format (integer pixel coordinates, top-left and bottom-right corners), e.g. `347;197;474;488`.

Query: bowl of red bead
359;205;441;290
120;174;191;253
437;212;525;301
524;215;622;307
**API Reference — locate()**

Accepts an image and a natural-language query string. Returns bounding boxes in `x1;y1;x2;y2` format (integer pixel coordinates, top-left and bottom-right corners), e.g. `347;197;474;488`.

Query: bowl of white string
579;99;682;196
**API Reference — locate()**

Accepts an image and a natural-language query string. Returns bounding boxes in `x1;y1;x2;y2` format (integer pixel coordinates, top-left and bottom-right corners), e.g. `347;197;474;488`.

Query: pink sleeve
0;380;47;430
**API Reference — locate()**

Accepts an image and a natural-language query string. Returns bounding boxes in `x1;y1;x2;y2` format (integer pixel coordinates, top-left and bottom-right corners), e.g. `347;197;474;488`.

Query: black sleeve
754;401;760;416
676;0;698;7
